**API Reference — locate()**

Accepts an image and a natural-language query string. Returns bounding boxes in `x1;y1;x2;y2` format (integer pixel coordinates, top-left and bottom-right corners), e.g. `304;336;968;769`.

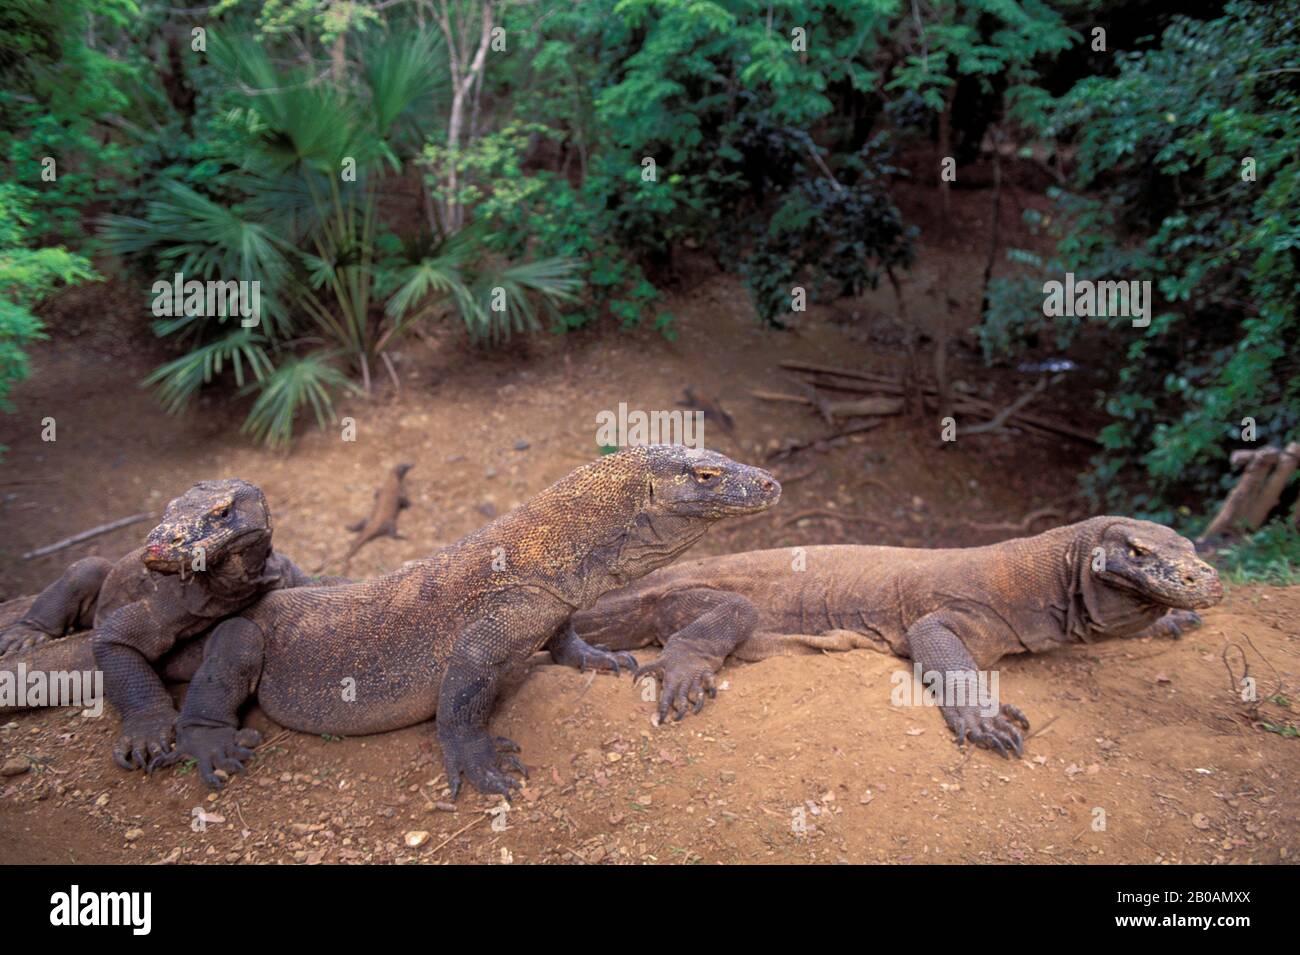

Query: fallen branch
22;513;153;560
778;361;1098;445
1199;447;1280;541
750;389;815;404
765;421;884;462
1239;442;1300;529
751;388;900;419
781;508;893;530
961;507;1064;533
959;378;1049;436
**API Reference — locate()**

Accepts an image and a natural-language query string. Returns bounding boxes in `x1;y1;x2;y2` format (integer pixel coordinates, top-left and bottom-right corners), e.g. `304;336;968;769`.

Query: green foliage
983;0;1300;510
741;138;915;323
1216;521;1300;587
102;30;578;445
0;183;97;417
0;0;147;240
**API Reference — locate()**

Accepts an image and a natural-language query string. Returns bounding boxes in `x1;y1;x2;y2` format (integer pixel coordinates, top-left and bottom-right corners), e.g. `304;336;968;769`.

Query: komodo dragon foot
548;625;637;675
635;644;720;724
440;730;529;800
151;724;263;788
942;703;1030;758
113;707;182;772
1141;609;1203;640
0;624;52;655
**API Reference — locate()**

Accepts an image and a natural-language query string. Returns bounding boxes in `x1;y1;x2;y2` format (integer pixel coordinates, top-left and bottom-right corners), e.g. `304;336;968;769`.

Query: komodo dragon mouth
1092;519;1223;610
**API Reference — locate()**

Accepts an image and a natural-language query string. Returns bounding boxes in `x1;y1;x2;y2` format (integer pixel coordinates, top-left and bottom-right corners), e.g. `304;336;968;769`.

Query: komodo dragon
140;446;779;796
568;516;1222;756
317;462;414;573
0;480;320;769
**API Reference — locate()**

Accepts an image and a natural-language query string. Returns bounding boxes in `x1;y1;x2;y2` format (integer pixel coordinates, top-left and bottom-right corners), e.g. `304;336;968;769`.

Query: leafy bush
102;32;579;447
0;183;97;423
982;0;1300;512
741;138;915;324
1216;520;1300;587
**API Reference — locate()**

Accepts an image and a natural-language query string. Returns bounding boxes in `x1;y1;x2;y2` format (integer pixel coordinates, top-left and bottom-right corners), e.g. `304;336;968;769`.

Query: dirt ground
1;183;1296;864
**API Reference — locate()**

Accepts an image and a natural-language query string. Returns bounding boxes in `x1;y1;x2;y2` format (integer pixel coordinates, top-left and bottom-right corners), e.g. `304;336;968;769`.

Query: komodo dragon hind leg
152;617;266;787
547;625;637;676
904;612;1030;759
627;589;760;724
0;556;112;656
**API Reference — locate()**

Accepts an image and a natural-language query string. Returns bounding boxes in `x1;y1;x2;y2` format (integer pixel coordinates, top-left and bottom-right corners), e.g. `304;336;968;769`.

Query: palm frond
470;256;582;342
240;352;356;450
100;181;297;337
142;329;274;414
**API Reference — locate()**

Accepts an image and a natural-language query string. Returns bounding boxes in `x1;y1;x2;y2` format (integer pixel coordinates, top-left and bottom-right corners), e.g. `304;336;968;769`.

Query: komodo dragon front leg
155;617;266;783
904;612;1030;758
0;557;112;654
95;600;197;769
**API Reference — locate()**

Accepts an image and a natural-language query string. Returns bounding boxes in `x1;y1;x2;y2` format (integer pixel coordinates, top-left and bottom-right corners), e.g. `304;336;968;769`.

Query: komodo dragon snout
143;479;272;575
643;446;781;517
1093;519;1223;610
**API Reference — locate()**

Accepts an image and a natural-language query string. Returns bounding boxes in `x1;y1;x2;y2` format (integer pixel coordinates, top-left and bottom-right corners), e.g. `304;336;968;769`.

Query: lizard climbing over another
318;462;414;573
569;516;1222;756
144;446;779;797
0;480;318;768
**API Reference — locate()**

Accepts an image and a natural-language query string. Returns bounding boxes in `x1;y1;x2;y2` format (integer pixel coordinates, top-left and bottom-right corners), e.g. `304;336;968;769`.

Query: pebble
1;757;30;776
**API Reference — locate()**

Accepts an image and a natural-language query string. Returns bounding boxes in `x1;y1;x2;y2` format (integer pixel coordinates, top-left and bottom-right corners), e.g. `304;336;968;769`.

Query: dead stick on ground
782;509;893;529
767;421;884;462
962;507;1064;533
22;513;153;560
1023;714;1060;742
959;377;1049;436
429;813;489;855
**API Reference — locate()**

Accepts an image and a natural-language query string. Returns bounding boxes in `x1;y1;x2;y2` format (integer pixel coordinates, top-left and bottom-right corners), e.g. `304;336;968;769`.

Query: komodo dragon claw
548;626;637;676
442;732;529;800
150;724;263;787
113;709;180;772
635;654;718;724
944;703;1030;758
0;624;52;656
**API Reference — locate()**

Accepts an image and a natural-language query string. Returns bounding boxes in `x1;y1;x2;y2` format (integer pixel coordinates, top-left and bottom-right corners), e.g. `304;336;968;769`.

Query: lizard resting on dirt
0;480;317;769
318;462;414;573
144;446;780;796
569;516;1222;756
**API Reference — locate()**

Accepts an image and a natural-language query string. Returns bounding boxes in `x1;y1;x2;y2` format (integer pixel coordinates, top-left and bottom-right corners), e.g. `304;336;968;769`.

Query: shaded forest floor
1;181;1297;864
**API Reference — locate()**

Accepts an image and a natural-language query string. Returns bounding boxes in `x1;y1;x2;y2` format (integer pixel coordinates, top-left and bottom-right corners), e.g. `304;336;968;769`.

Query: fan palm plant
102;30;580;448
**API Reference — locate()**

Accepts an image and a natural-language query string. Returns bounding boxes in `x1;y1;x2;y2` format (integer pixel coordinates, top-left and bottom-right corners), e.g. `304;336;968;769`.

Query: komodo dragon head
1086;517;1223;614
142;479;274;583
640;445;781;519
531;445;781;598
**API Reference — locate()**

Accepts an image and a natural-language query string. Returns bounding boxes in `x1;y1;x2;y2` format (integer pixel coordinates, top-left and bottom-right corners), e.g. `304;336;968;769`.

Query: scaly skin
0;480;317;769
151;446;781;797
570;517;1222;756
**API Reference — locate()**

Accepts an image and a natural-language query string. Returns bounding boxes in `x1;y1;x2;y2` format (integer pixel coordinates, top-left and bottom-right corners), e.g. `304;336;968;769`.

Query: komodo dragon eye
1127;540;1151;558
211;503;231;519
692;468;722;485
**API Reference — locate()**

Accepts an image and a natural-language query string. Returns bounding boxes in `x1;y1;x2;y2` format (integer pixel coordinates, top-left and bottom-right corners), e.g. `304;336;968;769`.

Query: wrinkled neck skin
564;511;712;609
186;536;276;602
1065;523;1168;643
